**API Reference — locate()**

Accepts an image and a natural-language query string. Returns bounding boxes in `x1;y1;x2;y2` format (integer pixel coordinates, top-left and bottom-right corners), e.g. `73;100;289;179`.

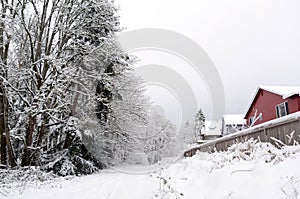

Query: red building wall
245;89;300;126
288;95;300;113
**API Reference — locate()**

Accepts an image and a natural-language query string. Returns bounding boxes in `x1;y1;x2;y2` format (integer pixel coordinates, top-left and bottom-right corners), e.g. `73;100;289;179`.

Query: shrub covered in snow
155;139;300;199
0;167;67;197
42;132;103;176
188;138;300;172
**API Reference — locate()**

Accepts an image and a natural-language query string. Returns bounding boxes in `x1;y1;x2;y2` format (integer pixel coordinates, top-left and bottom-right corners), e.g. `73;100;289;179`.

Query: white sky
115;0;300;126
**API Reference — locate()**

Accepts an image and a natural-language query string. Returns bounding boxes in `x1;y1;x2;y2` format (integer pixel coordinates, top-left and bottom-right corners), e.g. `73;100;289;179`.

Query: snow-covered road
6;140;300;199
7;168;159;199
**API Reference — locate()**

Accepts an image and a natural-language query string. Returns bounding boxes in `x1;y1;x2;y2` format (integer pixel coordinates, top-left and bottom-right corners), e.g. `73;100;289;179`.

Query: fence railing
184;112;300;157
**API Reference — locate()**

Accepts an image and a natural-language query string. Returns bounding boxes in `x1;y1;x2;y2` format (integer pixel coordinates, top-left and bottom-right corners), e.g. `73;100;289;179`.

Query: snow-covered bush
0;167;65;197
193;138;300;172
42;131;102;176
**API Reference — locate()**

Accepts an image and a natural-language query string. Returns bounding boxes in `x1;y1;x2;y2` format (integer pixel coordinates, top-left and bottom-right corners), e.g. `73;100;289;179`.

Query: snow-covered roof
244;85;300;117
202;120;222;136
260;85;300;99
222;114;246;125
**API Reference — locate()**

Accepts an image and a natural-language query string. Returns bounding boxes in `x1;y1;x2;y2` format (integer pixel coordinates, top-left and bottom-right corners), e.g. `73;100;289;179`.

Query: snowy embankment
165;139;300;199
3;139;300;199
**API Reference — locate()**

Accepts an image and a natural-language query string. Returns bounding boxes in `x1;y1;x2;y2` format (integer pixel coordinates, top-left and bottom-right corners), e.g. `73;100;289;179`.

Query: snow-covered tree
178;121;196;150
0;0;19;168
144;110;177;164
79;71;151;165
194;108;206;140
0;0;180;174
0;0;137;174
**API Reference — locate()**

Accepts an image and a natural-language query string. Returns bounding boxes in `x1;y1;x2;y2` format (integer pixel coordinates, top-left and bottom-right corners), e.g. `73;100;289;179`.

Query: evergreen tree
194;109;206;140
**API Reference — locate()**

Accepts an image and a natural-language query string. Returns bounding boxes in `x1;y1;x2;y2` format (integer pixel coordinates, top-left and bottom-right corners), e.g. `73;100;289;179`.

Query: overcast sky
115;0;300;126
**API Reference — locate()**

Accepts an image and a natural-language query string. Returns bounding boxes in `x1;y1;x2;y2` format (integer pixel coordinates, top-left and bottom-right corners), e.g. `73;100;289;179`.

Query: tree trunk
3;94;16;167
0;64;16;168
36;113;50;153
22;115;36;166
71;85;81;116
0;116;7;166
0;1;9;167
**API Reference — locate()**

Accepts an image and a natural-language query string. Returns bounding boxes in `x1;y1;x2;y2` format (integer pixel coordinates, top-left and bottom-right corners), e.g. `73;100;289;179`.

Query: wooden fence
184;112;300;157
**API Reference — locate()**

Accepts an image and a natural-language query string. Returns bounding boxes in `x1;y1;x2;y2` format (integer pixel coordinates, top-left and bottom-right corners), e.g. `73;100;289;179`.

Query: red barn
244;86;300;126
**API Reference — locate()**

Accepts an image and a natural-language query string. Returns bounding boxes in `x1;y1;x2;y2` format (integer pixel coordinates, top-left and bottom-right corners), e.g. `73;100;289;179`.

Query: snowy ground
3;139;300;199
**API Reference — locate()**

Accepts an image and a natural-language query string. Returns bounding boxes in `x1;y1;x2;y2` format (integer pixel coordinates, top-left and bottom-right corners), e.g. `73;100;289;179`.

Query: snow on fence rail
184;112;300;157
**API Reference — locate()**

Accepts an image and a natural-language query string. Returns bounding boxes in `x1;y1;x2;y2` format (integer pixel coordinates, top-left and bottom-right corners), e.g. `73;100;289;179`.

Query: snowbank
163;139;300;199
